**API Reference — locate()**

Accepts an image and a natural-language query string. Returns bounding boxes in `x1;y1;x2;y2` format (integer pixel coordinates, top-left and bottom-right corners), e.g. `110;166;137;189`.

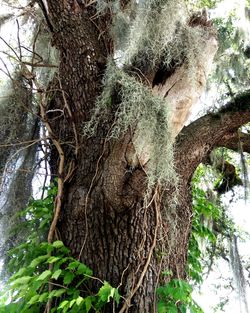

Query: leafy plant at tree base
0;184;120;313
1;240;120;313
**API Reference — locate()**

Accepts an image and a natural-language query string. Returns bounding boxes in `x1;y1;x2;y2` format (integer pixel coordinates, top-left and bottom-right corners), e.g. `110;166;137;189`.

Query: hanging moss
0;12;57;280
0;71;32;174
84;61;176;187
110;0;213;80
127;0;185;64
85;0;216;187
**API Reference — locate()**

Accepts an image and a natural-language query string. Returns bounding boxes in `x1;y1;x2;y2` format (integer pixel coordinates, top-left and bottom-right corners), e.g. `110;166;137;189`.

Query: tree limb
175;90;250;182
216;131;250;154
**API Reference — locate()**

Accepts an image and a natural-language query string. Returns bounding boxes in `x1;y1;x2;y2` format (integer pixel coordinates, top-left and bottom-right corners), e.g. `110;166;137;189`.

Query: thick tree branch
175;90;250;182
216;131;250;154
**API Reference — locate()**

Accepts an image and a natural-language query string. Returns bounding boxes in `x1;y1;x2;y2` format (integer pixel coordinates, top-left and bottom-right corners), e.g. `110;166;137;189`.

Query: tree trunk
56;138;193;313
41;2;250;312
42;5;192;312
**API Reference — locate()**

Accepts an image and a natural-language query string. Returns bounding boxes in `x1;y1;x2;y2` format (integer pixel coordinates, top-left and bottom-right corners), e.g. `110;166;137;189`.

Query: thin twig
0;139;41;192
0;36;20;61
16;19;22;61
0;137;46;148
48;281;68;289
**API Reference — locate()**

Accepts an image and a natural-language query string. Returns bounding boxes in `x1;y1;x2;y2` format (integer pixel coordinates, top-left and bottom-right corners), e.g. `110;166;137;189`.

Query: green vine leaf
30;255;49;267
158;300;168;313
63;271;75;285
48;289;66;299
11;276;32;286
76;263;93;276
58;300;69;310
75;296;84;306
47;256;61;264
52;241;64;249
84;296;93;312
38;292;49;302
36;270;51;281
27;295;40;305
98;281;115;303
51;269;62;280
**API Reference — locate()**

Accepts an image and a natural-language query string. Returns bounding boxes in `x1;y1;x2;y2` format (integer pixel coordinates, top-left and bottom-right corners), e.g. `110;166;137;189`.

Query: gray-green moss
85;0;214;187
84;61;176;187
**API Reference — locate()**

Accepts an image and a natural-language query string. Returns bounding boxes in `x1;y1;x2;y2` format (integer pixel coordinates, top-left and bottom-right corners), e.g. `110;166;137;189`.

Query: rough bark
217;131;250;154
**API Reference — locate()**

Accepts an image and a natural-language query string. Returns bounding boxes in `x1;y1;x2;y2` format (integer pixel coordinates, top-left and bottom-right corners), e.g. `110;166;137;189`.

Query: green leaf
51;269;62;280
53;257;69;271
27;295;40;305
69;299;76;308
52;241;64;249
67;261;80;270
98;281;115;303
63;271;75;285
172;288;187;301
76;263;93;276
58;246;70;254
47;256;61;264
178;280;192;293
113;288;120;305
30;255;49;268
180;304;187;313
32;279;44;291
58;300;69;310
48;289;66;299
168;304;178;313
39;218;50;230
11;267;27;279
63;304;70;313
76;296;84;306
36;270;51;281
11;276;32;286
84;297;93;312
158;300;168;313
38;292;49;302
